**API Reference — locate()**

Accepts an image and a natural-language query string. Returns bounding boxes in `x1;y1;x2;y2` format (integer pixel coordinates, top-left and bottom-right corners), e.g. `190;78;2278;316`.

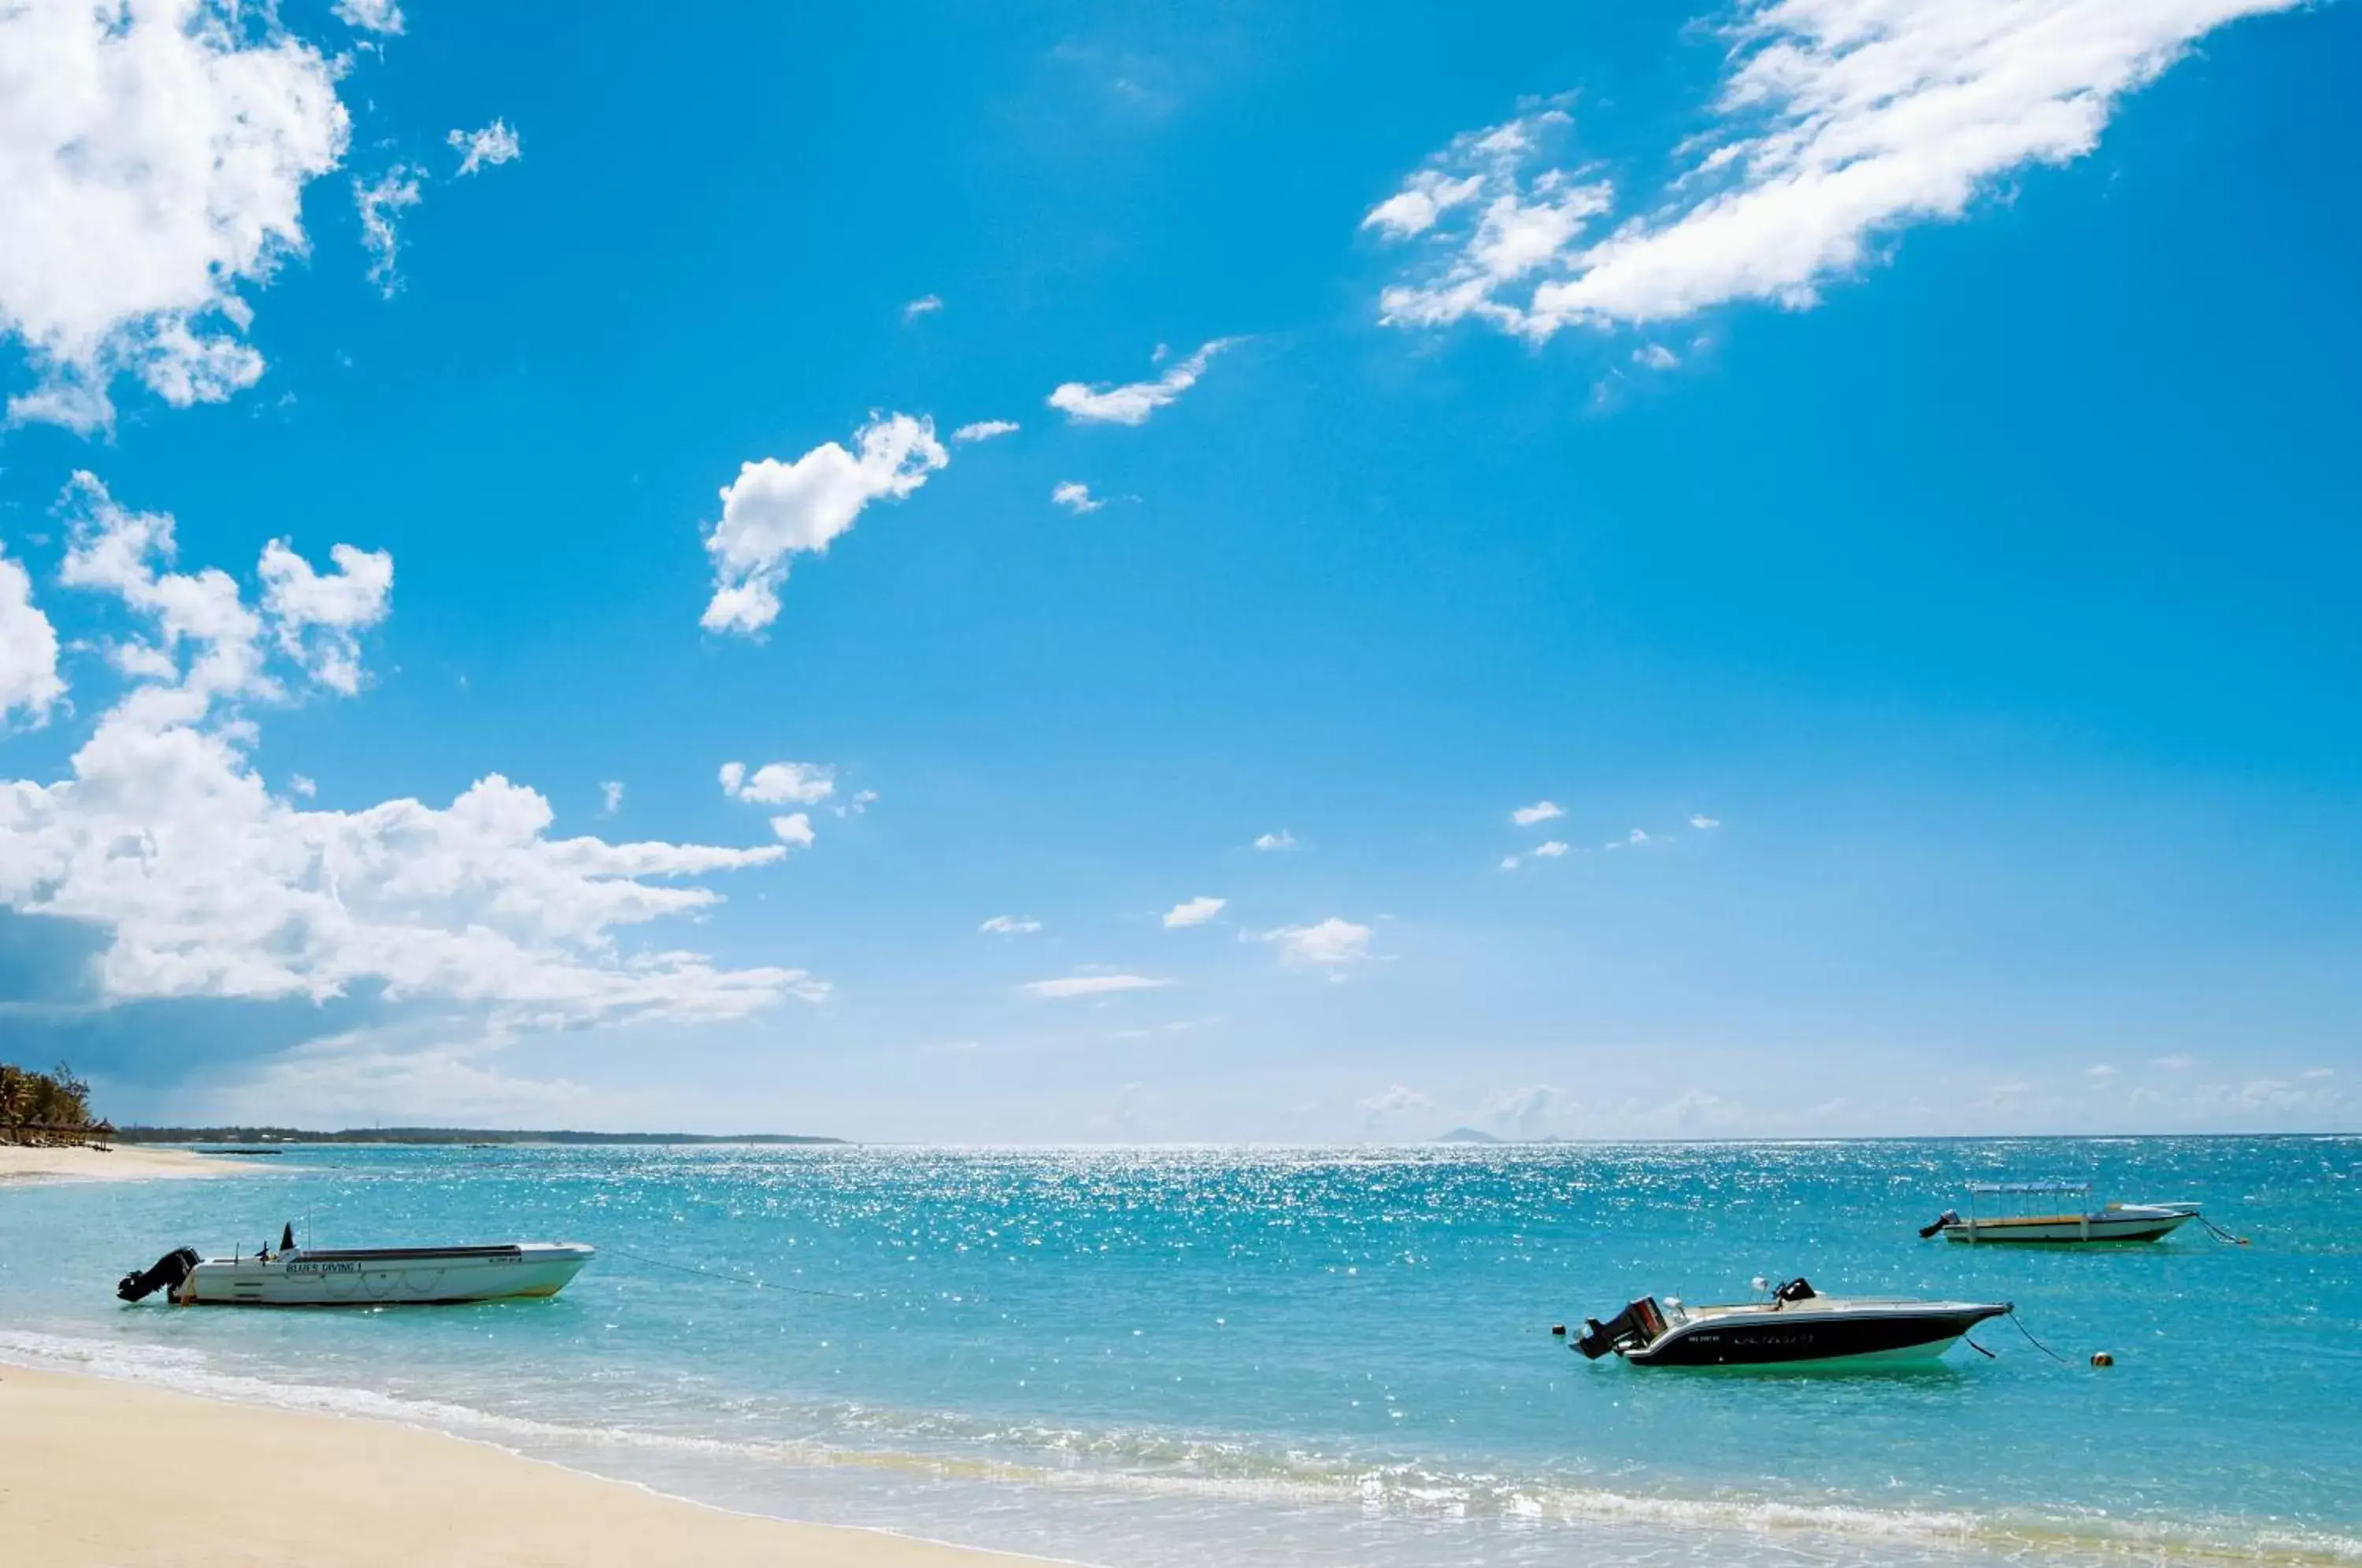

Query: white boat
1569;1278;2010;1367
1920;1182;2200;1244
119;1232;594;1306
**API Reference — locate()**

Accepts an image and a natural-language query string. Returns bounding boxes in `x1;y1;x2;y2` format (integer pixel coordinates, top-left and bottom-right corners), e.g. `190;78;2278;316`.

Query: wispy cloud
1051;481;1105;513
355;167;424;298
1048;338;1236;425
719;760;835;805
1511;800;1564;827
980;915;1042;936
1162;896;1225;929
1532;840;1569;858
1690;814;1721;830
1023;974;1174;999
1253;830;1298;852
953;420;1018;443
448;120;520;177
599;780;624;815
1365;2;2301;341
1263;917;1372;967
902;294;942;320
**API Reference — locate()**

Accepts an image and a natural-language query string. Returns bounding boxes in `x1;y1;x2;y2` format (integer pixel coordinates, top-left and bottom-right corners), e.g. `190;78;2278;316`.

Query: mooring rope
605;1247;864;1300
2193;1213;2251;1246
2008;1309;2071;1365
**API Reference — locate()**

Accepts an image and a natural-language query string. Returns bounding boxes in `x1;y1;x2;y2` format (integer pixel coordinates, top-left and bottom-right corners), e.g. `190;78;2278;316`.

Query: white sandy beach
0;1144;265;1182
0;1365;1056;1568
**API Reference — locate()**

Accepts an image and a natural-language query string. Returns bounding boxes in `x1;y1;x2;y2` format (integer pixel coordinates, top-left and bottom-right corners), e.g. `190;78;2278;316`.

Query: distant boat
1920;1182;2201;1244
1568;1278;2009;1367
118;1226;593;1306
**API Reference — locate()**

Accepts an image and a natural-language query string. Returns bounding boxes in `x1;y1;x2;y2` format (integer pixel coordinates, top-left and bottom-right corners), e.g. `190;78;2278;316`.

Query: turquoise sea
2;1138;2355;1566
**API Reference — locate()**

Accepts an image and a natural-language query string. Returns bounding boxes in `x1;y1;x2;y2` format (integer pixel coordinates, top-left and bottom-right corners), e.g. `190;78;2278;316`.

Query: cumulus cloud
1048;338;1236;425
355;166;424;298
1511;800;1564;826
979;915;1041;936
1366;2;2301;341
0;545;64;727
0;0;350;431
257;538;394;693
0;475;811;1034
1023;973;1174;1000
1252;829;1298;852
1263;917;1372;967
447;120;521;177
1162;896;1225;929
702;413;948;635
953;420;1018;443
1483;1082;1576;1137
1050;481;1105;514
1532;840;1570;858
719;760;835;806
332;0;404;33
770;812;815;849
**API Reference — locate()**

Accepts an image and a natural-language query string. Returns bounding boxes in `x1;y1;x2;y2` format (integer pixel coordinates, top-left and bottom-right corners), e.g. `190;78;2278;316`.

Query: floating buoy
1550;1323;1567;1337
2090;1352;2114;1367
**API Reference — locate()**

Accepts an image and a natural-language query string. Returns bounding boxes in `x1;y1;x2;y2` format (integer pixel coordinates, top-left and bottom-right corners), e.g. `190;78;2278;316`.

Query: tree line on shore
0;1062;113;1145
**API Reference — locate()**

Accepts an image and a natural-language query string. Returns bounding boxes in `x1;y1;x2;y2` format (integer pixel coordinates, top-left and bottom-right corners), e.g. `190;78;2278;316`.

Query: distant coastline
109;1126;849;1147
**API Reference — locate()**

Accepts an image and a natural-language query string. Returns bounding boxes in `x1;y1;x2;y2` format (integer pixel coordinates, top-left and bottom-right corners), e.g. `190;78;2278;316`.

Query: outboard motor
1575;1296;1667;1359
117;1247;200;1304
1772;1276;1816;1304
1918;1210;1960;1240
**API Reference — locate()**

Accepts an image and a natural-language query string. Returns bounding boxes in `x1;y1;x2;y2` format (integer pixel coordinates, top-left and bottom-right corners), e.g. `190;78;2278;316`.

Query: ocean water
2;1138;2355;1566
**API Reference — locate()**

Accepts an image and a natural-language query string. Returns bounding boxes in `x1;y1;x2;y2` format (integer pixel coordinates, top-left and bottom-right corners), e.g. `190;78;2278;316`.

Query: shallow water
2;1138;2354;1566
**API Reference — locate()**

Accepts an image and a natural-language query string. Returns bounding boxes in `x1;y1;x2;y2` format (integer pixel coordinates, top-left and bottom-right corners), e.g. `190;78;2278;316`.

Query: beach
0;1145;264;1182
0;1365;1042;1568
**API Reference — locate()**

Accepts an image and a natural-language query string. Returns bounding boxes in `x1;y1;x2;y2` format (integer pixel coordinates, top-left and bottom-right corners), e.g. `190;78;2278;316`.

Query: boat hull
176;1243;593;1306
1941;1210;2194;1244
1623;1303;2008;1367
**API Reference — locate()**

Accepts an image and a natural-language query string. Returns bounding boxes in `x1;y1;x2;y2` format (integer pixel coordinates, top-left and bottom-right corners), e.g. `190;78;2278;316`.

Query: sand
0;1365;1056;1567
0;1144;265;1182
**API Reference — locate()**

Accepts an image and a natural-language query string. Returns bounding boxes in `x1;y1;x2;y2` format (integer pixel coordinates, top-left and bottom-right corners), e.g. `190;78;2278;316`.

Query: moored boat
119;1227;593;1306
1568;1278;2009;1367
1920;1182;2201;1244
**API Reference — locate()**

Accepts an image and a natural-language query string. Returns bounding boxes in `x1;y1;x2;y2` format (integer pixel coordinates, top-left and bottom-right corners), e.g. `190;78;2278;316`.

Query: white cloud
289;774;317;799
0;475;810;1028
1358;1083;1432;1123
1264;916;1372;967
1023;973;1174;1000
2152;1053;2197;1070
1690;814;1721;829
1162;895;1225;929
1633;342;1679;370
1499;855;1520;871
333;0;404;34
1532;840;1570;858
979;915;1041;936
953;420;1018;443
600;781;624;815
1608;827;1653;848
720;760;835;805
1050;481;1105;514
257;537;394;693
2085;1063;2118;1081
770;812;815;849
1048;338;1236;425
902;294;942;320
1483;1082;1577;1137
1252;830;1298;852
355;166;424;298
702;413;948;635
0;0;350;431
0;545;64;727
1367;2;2301;341
1511;800;1564;826
447;120;520;177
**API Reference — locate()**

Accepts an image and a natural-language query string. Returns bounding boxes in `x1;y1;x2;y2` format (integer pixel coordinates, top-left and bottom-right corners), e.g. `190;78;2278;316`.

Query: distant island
112;1126;847;1147
1431;1127;1505;1144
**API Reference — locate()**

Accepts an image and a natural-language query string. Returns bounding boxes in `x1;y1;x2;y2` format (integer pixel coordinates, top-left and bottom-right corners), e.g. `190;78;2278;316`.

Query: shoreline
0;1363;1061;1568
0;1145;267;1183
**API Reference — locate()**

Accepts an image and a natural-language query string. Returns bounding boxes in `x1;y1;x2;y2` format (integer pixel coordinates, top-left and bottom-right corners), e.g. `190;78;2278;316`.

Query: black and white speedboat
1569;1278;2010;1367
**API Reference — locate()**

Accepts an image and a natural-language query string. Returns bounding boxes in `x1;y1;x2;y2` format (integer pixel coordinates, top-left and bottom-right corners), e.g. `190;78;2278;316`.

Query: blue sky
0;0;2355;1139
